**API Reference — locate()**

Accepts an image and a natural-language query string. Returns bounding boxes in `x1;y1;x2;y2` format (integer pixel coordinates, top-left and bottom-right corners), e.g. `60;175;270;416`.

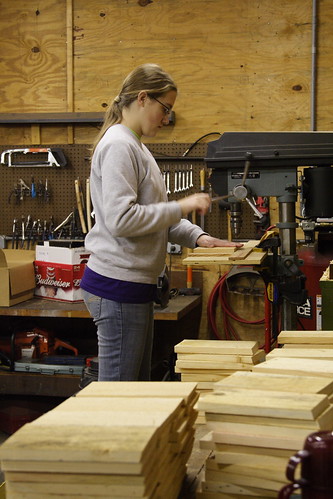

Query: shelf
0;112;104;125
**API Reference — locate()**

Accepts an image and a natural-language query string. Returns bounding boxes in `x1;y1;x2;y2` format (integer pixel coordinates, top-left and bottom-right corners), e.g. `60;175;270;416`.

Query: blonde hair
92;63;177;153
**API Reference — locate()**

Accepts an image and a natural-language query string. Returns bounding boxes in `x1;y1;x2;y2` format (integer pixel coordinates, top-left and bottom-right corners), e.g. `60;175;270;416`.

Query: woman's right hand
177;193;211;217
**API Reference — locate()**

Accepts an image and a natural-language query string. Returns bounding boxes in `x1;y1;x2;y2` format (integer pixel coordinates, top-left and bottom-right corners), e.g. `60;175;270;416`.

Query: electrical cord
207;271;265;342
182;132;221;157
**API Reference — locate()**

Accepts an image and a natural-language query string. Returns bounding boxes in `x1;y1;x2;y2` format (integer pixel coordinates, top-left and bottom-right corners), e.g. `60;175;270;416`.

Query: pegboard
0;143;256;245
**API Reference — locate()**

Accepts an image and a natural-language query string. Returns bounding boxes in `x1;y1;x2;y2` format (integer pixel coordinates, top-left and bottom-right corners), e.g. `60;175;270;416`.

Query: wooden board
0;424;158;464
253;357;333;378
284;344;333;349
174;339;259;355
199;432;294;458
176;350;266;364
176;360;254;371
278;330;333;344
214;370;333;396
205;404;333;430
211;428;308;451
266;348;333;360
198;389;329;420
75;381;198;404
192;246;237;255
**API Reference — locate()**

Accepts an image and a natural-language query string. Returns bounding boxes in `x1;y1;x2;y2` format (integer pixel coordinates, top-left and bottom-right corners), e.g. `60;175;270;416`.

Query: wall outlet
167;243;182;254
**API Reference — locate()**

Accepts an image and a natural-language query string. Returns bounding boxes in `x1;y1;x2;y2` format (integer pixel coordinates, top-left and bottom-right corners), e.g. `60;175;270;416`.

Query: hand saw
0;147;67;167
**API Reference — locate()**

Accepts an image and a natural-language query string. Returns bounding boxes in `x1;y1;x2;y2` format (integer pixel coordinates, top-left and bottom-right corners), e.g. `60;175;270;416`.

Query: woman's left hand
196;234;243;248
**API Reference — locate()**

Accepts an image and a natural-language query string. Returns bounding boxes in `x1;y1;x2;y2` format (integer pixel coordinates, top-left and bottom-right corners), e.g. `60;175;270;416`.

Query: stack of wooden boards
0;381;199;499
253;330;333;378
197;370;333;498
175;339;266;425
182;241;265;266
175;339;266;393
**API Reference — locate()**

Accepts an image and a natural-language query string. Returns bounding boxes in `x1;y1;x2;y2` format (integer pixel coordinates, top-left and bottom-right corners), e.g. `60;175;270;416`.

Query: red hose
207;271;265;343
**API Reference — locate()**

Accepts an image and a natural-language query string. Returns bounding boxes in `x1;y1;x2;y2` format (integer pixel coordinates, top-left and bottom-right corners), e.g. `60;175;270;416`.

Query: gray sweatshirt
84;124;204;284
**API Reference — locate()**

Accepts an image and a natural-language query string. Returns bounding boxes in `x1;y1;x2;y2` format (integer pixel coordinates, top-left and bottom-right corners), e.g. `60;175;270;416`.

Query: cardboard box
34;260;86;302
35;243;90;265
0;249;36;307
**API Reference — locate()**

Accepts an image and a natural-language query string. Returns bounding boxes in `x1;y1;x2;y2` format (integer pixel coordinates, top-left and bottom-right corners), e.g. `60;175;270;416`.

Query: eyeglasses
150;96;172;116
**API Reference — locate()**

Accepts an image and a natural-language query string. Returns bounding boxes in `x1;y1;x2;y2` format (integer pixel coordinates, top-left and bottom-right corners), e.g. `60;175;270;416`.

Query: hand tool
75;179;87;234
27;220;37;249
86;178;92;231
12;219;17;249
189;165;193;188
53;212;74;234
199;167;206;230
174;169;178;193
44;178;50;202
166;167;171;195
1;147;67;168
31;177;36;198
178;167;182;192
8;183;20;204
20;216;25;249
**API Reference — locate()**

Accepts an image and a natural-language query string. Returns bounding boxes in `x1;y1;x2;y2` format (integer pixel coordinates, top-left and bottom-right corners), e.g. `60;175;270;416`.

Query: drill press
205;131;333;331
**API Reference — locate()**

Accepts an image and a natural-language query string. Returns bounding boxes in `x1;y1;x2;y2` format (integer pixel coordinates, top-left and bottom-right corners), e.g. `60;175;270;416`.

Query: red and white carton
34;261;86;302
35;244;90;265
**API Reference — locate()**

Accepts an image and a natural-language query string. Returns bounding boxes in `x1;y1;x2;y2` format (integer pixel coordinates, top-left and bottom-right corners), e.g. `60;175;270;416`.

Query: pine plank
214;371;333;395
198;389;329;420
205;404;333;430
176;350;265;364
267;348;333;360
213;371;333;396
174;339;259;355
204;469;285;492
199;432;294;458
192;246;237;254
181;373;229;382
199;482;277;498
228;247;253;260
206;420;329;441
278;330;333;344
284;344;333;349
176;360;253;371
75;381;198;405
253;356;333;378
182;251;265;266
206;457;286;483
212;428;307;451
0;424;158;463
214;451;287;469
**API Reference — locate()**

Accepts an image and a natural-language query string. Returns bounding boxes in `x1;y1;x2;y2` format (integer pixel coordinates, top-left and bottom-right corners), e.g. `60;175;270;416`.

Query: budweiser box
35;243;90;265
34;261;86;302
0;249;36;306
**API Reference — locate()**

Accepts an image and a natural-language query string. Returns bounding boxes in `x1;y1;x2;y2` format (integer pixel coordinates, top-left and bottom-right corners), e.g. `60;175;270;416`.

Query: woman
81;63;241;381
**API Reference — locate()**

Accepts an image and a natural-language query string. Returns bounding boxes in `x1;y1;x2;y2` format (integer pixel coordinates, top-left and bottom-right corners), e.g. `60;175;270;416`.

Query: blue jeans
82;290;154;381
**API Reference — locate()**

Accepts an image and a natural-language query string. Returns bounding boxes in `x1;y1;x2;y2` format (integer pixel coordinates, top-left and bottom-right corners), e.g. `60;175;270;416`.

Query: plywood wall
1;0;332;145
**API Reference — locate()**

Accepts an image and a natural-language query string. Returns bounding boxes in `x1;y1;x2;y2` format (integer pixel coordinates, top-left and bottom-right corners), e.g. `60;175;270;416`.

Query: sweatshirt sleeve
168;219;207;249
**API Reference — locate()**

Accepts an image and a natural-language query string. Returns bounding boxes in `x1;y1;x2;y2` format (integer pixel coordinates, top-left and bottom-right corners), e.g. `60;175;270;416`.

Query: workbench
0;294;202;396
0;294;201;321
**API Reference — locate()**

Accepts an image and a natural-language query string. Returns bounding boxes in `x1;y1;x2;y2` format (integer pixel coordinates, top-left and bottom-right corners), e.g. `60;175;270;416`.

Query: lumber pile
174;339;265;424
196;371;333;498
175;339;265;392
0;381;198;499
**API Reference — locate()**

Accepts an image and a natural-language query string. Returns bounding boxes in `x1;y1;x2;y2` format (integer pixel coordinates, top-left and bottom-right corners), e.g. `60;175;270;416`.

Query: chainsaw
0;327;78;367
